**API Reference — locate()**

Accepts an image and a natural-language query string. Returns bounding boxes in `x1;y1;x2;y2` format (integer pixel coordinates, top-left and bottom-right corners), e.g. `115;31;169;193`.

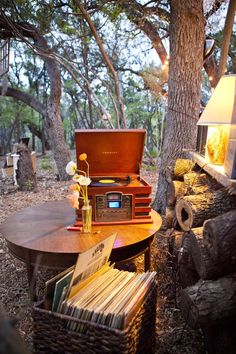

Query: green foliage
22;180;35;191
149;150;157;158
40;155;52;171
99;0;124;22
143;164;156;172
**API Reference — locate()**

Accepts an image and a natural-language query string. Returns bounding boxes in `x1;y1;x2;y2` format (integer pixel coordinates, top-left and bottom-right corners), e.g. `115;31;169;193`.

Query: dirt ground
0;152;205;353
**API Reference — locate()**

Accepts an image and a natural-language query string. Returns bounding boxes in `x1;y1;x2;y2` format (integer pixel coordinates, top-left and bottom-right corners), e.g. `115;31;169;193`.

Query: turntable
74;129;152;225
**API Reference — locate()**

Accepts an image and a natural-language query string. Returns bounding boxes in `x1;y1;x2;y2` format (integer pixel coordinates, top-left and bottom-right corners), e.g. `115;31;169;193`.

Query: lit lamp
197;74;236;179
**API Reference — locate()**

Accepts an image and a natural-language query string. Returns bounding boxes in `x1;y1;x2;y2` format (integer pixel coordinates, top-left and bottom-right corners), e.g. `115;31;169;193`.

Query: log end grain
175;198;193;231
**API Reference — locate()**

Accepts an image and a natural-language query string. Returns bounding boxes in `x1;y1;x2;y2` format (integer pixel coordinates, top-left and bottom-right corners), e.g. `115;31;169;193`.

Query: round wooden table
0;200;162;300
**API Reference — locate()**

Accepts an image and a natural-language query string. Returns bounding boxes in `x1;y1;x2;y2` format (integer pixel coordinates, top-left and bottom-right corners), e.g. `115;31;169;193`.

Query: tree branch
121;0;168;65
205;0;225;19
217;0;236;80
74;0;127;128
0;86;46;116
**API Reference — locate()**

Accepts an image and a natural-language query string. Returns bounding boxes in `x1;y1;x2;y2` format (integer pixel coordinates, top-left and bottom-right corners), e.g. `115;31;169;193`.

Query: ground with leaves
0;152;205;353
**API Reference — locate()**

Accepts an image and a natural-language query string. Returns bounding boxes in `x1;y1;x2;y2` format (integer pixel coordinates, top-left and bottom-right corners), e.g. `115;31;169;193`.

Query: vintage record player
74;129;152;225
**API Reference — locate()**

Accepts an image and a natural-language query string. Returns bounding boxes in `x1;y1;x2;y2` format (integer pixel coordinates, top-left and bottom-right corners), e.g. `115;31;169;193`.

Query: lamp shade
197;74;236;125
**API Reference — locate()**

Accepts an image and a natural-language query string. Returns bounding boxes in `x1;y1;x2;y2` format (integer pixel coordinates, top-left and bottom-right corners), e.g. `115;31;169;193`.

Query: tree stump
16;143;37;191
175;189;236;231
179;275;236;328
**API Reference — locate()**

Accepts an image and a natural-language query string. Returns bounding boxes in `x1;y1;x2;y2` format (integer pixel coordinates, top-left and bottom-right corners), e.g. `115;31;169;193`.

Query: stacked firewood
166;159;236;354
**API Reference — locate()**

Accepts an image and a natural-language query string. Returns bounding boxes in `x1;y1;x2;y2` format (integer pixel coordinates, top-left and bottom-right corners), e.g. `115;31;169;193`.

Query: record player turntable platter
90;176;132;187
99;179;116;184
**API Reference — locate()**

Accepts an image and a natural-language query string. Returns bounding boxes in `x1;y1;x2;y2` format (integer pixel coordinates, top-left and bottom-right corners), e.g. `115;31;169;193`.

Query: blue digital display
108;201;120;208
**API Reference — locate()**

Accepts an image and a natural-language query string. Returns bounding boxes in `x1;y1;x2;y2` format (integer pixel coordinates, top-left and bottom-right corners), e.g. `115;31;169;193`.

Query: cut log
203;322;236;354
165;207;180;229
177;232;199;287
173;159;195;181
183;172;210;195
168;229;184;255
203;209;236;267
165;207;175;228
175;189;236;231
184;171;221;191
184;172;208;187
179;275;236;328
167;180;187;207
188;228;217;280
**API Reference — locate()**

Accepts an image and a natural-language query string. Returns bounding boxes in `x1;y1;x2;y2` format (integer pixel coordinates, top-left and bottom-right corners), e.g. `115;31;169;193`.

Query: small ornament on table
65;153;92;233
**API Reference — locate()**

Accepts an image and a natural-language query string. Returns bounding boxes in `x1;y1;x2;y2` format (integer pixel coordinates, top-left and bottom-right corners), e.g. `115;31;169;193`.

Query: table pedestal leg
24;251;39;301
144;247;151;271
27;265;37;302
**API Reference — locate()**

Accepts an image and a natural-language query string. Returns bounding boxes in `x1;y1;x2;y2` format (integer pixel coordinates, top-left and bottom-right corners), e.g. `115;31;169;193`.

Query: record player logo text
102;151;118;155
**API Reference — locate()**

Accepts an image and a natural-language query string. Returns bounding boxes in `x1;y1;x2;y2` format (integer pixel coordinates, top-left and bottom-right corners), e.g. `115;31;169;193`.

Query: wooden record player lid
75;129;146;176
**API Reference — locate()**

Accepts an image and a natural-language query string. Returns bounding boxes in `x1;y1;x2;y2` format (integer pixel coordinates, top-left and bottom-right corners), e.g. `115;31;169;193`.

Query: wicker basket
33;280;157;354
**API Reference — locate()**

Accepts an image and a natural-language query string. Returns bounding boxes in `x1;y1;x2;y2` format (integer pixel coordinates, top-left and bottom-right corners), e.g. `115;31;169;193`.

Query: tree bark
188;228;217;280
31;29;71;180
203;209;236;266
173;159;195;181
175;189;236;231
177;231;199;288
165;207;177;229
0;86;46;116
152;0;205;214
179;275;236;328
16;144;37;191
184;172;210;189
167;180;187;207
168;229;184;255
81;19;94;128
